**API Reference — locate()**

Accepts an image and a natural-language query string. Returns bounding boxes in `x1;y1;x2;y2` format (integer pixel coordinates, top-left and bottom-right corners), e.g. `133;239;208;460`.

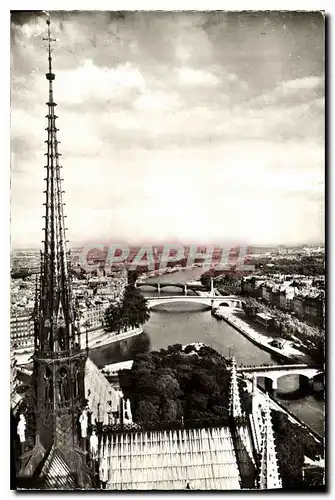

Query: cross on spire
43;18;57;78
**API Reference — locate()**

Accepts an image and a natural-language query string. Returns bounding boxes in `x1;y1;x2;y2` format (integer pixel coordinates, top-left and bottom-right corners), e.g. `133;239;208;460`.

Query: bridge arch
311;371;324;393
275;373;311;394
159;283;185;291
147;295;241;310
136;283;159;289
256;375;276;392
148;297;212;310
246;368;319;393
137;282;190;293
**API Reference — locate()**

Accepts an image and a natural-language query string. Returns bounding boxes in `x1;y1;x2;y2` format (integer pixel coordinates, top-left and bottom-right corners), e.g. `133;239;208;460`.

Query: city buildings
11;308;34;348
10;265;128;347
11;249;40;275
244;274;325;328
77;298;110;330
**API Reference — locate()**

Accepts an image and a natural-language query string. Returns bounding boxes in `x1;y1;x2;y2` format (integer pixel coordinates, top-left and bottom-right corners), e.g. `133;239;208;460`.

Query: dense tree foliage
252;255;324;277
127;270;140;286
105;280;150;333
118;343;243;425
200;270;216;288
271;410;324;489
200;271;244;295
308;335;325;366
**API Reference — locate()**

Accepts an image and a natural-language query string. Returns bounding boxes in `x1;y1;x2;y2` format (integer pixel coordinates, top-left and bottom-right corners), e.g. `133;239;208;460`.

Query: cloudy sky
11;10;324;248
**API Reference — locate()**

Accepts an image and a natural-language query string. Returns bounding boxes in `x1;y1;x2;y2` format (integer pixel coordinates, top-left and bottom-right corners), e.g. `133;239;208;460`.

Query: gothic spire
17;18;90;484
31;16;87;454
229;357;242;419
258;394;282;490
38;17;78;353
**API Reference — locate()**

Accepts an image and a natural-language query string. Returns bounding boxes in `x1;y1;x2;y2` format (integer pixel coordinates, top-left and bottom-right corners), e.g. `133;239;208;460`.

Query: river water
140;268;325;437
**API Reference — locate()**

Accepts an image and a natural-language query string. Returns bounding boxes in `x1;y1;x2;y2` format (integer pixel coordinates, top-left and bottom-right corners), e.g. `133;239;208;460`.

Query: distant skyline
11;241;325;251
11;11;324;248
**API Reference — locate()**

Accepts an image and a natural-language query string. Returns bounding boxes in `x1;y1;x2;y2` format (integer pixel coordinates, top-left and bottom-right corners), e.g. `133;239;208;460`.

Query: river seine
140;268;325;437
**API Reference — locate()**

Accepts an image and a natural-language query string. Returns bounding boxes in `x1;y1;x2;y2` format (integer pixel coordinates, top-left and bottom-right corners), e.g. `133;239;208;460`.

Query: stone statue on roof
79;409;88;438
17;414;26;443
99;456;109;484
124;399;133;423
90;430;98;459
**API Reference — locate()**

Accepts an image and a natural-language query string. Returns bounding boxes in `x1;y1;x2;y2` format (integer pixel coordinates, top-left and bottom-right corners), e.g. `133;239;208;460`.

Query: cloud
177;67;220;86
282;75;322;91
29;60;146;106
134;90;181;111
59;61;145;105
250;76;323;108
10;11;325;246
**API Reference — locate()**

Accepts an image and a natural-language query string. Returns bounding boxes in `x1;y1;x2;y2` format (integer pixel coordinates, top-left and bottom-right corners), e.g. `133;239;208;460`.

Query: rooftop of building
39;445;77;490
85;358;120;424
100;427;243;490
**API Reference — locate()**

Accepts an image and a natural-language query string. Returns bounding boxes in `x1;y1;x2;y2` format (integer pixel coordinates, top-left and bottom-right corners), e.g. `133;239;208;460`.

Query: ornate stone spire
258;394;282;490
229;357;242;418
38;18;78;354
17;18;94;488
32;16;87;455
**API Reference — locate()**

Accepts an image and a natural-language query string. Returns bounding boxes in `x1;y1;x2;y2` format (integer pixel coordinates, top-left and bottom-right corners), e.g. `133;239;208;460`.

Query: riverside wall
213;309;296;364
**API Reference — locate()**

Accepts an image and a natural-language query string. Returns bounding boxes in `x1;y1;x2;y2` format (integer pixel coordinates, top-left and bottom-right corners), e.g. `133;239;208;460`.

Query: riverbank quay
246;379;324;442
13;325;143;366
246;380;323;442
88;326;143;350
212;308;310;365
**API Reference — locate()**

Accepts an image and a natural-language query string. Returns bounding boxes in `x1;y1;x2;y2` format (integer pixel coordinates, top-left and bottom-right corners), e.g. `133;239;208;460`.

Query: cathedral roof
39;446;77;490
99;427;242;490
85;358;120;424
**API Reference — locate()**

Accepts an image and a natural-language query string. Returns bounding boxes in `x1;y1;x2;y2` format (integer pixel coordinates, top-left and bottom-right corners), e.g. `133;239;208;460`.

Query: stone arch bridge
136;281;207;294
146;295;243;310
237;364;322;391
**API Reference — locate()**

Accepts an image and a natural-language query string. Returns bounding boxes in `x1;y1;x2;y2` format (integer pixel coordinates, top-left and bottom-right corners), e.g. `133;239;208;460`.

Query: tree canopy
271;410;324;489
105;279;150;333
118;343;248;425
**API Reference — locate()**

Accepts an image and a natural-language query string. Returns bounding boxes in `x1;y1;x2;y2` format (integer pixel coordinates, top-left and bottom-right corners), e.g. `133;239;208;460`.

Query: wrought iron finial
43;17;56;79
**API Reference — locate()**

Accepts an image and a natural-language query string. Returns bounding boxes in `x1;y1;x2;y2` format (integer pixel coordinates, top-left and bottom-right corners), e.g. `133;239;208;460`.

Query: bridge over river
136;280;208;294
237;364;323;391
147;295;244;310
